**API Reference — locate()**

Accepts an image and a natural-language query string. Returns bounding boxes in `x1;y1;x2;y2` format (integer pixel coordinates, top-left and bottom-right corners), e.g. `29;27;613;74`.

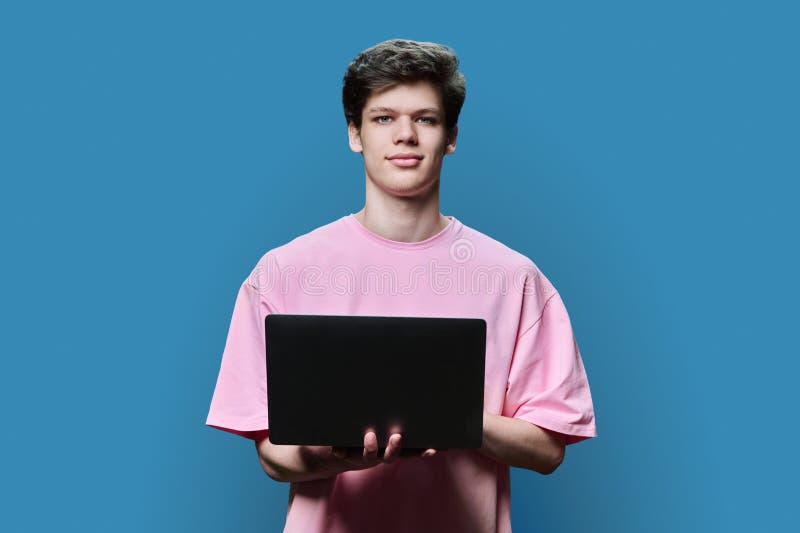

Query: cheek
426;134;448;153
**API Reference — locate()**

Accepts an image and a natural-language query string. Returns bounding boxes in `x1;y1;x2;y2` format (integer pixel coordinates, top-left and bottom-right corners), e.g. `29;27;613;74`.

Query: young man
207;39;597;532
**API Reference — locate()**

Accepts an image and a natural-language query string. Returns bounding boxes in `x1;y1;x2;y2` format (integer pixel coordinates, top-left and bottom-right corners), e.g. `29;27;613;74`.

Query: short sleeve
206;270;278;440
503;290;597;445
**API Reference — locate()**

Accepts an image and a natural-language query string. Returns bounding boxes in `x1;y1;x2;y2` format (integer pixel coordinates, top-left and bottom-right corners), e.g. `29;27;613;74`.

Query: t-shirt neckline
344;213;460;250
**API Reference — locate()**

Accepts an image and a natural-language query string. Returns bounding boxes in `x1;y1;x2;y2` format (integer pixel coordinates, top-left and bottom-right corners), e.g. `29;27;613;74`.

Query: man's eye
375;116;392;123
417;117;437;124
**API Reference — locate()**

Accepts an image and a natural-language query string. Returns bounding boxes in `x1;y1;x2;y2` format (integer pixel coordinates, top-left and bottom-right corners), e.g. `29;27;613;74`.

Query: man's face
348;80;457;198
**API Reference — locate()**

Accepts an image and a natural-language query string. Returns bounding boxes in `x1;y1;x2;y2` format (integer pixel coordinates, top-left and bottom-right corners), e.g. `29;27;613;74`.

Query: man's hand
327;431;435;470
256;430;439;483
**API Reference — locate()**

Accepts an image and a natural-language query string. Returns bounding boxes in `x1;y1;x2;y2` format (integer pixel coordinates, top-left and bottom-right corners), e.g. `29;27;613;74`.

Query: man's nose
393;117;418;144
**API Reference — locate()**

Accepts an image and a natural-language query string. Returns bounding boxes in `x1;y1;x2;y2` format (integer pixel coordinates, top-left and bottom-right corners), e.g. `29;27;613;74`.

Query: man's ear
348;122;363;153
445;124;458;155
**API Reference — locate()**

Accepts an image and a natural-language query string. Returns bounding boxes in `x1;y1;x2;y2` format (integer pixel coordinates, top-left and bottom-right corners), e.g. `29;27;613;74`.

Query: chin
386;178;438;197
366;168;439;197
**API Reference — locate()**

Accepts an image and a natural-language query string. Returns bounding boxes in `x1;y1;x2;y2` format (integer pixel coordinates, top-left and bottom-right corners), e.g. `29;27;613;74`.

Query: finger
363;431;379;460
422;448;437;458
382;433;402;463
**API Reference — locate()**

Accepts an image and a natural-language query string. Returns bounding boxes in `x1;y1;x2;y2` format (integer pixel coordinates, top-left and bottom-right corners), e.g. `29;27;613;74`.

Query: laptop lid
265;314;486;449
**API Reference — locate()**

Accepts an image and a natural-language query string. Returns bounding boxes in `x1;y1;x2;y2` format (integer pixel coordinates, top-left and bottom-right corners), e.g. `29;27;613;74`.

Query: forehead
363;80;443;114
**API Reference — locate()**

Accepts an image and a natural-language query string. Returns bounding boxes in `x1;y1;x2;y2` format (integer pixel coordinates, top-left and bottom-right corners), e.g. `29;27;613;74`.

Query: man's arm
254;432;339;483
254;431;436;483
478;412;566;475
256;414;565;480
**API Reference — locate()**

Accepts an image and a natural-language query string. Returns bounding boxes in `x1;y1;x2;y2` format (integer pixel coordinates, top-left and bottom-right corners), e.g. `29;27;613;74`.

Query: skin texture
255;430;438;483
255;80;567;482
348;80;457;243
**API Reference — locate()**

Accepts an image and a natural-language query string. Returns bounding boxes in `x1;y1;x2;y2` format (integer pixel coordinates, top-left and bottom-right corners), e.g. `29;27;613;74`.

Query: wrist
298;445;344;479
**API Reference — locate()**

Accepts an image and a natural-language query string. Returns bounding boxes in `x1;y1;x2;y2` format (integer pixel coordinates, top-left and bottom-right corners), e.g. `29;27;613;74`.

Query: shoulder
256;216;348;266
456;219;558;306
456;220;543;274
241;217;347;294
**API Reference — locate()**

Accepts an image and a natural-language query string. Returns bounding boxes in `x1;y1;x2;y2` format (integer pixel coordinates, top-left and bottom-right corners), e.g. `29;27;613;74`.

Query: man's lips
388;153;423;168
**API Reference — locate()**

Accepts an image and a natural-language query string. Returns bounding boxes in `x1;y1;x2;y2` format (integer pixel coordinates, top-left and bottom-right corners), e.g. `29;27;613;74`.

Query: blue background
2;1;798;531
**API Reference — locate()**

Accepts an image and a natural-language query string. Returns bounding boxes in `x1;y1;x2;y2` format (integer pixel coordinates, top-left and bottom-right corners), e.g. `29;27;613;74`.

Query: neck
354;178;449;243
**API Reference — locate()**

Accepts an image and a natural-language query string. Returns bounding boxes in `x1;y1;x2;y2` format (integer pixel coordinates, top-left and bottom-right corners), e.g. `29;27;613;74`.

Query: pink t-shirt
207;214;597;532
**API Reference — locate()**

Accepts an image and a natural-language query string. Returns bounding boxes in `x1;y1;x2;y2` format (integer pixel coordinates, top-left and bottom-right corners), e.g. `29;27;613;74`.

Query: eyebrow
366;107;441;115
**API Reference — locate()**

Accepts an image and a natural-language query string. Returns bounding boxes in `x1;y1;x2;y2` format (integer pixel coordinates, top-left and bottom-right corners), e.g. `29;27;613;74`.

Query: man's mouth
388;153;423;168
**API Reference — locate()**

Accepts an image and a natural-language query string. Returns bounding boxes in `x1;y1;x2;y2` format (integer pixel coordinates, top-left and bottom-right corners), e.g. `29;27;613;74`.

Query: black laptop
265;314;486;450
